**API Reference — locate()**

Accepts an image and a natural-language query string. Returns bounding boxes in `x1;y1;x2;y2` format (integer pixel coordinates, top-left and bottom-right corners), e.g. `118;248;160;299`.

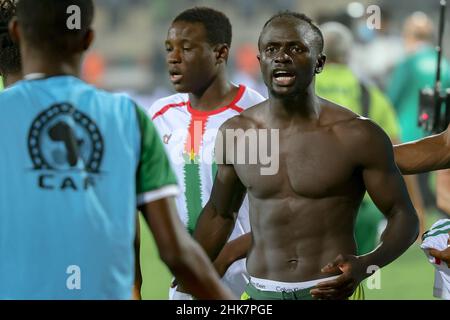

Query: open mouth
272;70;296;86
169;70;183;83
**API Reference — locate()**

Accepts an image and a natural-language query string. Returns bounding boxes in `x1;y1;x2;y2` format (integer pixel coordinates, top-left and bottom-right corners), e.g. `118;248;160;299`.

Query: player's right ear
8;17;20;45
214;43;229;65
83;29;95;51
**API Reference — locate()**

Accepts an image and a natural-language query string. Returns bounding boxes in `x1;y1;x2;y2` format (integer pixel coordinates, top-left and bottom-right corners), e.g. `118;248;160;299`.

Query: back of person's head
172;7;232;48
320;22;353;64
403;11;434;43
16;0;94;56
0;0;21;77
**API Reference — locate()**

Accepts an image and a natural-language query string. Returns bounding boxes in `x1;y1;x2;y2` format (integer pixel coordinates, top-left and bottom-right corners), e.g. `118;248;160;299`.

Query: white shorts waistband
249;275;339;292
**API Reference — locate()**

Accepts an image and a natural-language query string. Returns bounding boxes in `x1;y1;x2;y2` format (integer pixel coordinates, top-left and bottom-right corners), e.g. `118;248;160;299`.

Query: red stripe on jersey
184;117;208;157
228;105;244;113
152;101;187;120
187;85;246;117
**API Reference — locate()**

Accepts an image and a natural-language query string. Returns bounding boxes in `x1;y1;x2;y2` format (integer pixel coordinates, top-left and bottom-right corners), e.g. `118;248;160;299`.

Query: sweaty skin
194;16;419;299
394;125;450;175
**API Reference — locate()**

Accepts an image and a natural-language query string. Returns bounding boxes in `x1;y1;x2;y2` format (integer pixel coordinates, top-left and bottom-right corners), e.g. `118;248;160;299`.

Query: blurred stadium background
85;0;450;299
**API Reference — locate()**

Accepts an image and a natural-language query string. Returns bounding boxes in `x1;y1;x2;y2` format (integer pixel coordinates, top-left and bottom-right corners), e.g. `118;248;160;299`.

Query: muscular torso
231;99;368;282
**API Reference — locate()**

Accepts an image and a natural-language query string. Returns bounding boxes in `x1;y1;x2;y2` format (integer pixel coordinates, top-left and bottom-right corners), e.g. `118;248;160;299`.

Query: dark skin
428;233;450;267
194;17;419;300
9;17;234;300
394;125;450;175
394;128;450;264
165;20;250;277
2;71;21;87
166;21;239;110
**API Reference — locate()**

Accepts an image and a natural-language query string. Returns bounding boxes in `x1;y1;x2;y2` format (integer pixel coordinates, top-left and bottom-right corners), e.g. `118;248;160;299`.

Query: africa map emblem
28;103;104;173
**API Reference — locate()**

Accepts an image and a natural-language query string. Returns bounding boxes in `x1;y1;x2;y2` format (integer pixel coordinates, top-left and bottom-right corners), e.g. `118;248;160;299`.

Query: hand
310;254;366;300
428;234;450;267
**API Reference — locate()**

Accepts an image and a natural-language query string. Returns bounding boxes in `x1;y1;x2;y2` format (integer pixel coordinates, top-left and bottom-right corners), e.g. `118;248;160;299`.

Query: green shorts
242;281;314;300
241;281;365;300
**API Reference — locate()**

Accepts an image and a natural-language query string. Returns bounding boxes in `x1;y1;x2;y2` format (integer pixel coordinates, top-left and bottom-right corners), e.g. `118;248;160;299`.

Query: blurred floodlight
347;2;365;18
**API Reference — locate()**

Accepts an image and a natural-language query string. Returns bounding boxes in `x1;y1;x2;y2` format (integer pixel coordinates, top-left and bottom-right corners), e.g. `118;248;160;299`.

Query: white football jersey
147;85;265;296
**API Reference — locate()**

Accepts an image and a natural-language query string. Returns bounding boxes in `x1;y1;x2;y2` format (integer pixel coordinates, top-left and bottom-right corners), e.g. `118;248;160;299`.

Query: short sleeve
134;105;179;206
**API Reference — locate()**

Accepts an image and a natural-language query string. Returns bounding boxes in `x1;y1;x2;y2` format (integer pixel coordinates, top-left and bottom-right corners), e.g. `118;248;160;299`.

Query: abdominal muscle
246;200;359;283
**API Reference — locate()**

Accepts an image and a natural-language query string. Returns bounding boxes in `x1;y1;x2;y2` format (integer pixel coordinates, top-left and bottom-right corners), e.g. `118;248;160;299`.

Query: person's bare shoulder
220;99;268;132
319;97;360;127
320;98;393;160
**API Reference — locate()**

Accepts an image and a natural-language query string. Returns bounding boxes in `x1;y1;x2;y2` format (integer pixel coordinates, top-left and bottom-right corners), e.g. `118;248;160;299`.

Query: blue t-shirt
0;76;178;299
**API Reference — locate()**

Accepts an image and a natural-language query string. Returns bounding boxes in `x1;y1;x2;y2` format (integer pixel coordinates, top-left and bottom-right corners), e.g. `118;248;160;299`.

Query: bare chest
234;131;360;198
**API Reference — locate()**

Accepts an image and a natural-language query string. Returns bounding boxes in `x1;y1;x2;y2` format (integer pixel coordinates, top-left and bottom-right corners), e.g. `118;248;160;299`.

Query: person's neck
269;85;320;123
21;48;81;79
4;72;22;87
188;71;238;111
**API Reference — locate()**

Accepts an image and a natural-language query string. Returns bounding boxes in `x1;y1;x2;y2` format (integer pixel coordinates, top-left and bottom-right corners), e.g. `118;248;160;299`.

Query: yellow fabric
241;291;251;300
316;63;400;140
349;284;365;300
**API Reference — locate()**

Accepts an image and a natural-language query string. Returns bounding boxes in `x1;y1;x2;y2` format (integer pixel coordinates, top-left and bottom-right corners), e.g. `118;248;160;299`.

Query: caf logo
27;103;104;190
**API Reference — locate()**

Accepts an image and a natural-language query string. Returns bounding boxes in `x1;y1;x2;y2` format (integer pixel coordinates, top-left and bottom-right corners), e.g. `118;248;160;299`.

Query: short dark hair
0;0;21;77
259;11;324;53
16;0;94;55
173;7;232;48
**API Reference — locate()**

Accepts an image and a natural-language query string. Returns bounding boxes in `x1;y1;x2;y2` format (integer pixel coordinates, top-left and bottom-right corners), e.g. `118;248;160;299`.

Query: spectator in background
232;44;267;98
387;12;450;217
351;8;404;91
316;22;425;253
81;51;106;87
387;12;450;144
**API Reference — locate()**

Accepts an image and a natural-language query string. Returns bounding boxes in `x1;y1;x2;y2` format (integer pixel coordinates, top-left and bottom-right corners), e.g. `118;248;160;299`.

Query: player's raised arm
394;125;450;174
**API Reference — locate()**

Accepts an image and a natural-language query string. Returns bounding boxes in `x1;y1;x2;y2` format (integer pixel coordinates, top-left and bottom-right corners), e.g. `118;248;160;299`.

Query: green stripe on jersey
212;161;218;181
183;153;203;234
422;227;450;241
430;221;450;232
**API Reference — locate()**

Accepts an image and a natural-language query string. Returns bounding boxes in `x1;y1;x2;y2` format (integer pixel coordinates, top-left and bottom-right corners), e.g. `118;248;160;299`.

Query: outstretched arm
394;125;450;174
313;121;419;299
140;198;234;300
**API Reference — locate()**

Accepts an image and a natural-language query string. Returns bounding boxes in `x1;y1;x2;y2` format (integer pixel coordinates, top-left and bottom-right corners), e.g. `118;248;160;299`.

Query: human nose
167;48;182;64
274;47;291;64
